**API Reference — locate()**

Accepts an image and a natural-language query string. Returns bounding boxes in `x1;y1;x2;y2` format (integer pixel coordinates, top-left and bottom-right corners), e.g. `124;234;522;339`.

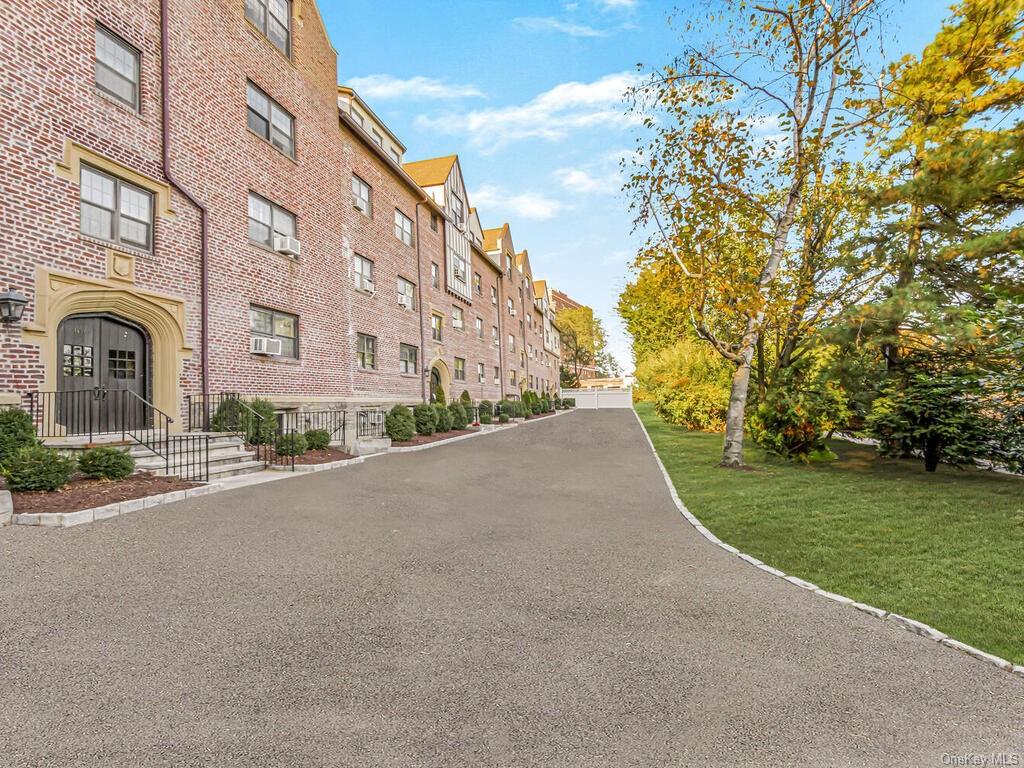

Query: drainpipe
160;0;209;408
414;202;428;403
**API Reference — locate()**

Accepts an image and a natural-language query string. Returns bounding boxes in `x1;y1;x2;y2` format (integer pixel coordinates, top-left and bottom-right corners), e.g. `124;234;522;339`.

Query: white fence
561;388;634;410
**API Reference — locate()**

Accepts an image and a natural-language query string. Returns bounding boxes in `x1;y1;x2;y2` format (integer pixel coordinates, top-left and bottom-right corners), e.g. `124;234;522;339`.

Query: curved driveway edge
632;409;1024;679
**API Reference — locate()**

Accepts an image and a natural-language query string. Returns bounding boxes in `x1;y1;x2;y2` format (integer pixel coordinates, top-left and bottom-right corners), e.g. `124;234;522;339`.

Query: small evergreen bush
413;404;436;435
275;432;309;456
433;402;452;432
78;446;135;480
459;390;472;407
499;413;510;424
1;444;76;492
479;400;493;425
385;405;416;442
448;402;468;430
0;408;38;464
246;398;278;445
304;429;331;451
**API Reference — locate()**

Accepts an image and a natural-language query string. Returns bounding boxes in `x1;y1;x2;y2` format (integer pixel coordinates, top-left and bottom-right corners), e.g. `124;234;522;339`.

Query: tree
628;0;882;467
557;306;614;385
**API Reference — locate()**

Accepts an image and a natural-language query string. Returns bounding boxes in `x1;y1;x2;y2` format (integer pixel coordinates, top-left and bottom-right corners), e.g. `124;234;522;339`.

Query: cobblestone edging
268;457;366;473
632;410;1024;680
11;483;223;529
388;409;571;454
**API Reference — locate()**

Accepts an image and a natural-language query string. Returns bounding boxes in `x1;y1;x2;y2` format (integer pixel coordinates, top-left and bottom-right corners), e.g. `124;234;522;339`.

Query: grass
635;401;1024;665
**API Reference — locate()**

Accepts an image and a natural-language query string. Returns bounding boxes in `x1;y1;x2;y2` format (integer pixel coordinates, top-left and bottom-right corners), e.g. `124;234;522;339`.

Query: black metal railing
165;434;211;481
356;409;385;439
185;392;242;432
24;388;154;441
278;409;347;445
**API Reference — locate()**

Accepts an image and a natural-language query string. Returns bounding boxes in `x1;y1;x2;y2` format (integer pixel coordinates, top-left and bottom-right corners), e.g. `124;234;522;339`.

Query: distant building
550;290;600;381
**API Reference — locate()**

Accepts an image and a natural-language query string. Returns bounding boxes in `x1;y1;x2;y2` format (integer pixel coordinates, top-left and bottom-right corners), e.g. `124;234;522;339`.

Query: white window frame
244;0;292;56
247;80;294;158
394;209;414;246
357;333;377;370
354;254;375;293
247;191;295;250
80;164;154;252
400;343;418;374
95;25;140;111
352;174;372;217
397;277;416;310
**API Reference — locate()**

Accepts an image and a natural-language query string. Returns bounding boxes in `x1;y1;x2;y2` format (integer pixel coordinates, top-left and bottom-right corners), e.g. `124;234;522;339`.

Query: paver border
631;409;1024;680
388;409;570;454
268;456;365;473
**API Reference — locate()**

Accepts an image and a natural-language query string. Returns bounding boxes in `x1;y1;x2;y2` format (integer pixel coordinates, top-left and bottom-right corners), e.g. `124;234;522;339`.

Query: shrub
304;429;331;451
479;409;493;425
385;405;416;442
1;444;76;492
553;397;563;410
867;364;988;472
0;408;38;464
432;385;446;405
459;390;472;407
433;402;452;432
499;413;510;424
245;398;278;445
413;404;436;436
448;402;468;430
634;338;731;431
275;432;309;456
78;446;135;480
209;397;245;433
541;398;551;413
479;400;493;420
563;398;576;408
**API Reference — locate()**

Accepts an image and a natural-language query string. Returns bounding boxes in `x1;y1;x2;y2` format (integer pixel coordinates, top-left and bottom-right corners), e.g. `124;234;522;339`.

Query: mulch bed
391;428;479;448
263;447;355;465
7;473;200;515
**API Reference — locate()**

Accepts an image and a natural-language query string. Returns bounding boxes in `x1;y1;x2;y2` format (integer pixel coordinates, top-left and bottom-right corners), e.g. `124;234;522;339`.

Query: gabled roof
482;226;504;252
402;155;458;188
533;279;547;300
516;249;533;277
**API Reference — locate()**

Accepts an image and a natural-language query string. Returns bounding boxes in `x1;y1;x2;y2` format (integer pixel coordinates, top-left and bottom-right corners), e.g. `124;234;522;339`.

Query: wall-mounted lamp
0;290;28;324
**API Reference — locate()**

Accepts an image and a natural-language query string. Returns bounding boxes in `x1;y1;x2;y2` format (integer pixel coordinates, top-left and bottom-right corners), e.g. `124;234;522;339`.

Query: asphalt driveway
0;410;1021;767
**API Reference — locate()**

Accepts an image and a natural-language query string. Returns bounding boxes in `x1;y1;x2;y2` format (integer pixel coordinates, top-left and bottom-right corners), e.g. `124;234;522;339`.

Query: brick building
0;0;559;450
550;289;600;382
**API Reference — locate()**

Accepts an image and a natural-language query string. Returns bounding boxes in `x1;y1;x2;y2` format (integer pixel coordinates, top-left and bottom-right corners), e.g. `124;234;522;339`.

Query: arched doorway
429;359;451;403
57;313;150;433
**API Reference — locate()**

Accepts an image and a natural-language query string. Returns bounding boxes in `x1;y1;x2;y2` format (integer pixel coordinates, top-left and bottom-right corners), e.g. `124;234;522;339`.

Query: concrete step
207;459;268;480
134;445;257;471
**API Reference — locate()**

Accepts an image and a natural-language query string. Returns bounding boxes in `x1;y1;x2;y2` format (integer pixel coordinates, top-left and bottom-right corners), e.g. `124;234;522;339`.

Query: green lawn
635;402;1024;665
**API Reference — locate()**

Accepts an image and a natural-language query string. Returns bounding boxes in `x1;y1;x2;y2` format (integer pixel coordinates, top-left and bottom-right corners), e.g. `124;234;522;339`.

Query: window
400;343;418;374
108;349;137;379
450;193;464;227
250;305;297;358
352;174;372;217
430;212;439;231
509;369;517;387
476;317;483;338
452;306;464;330
394;210;413;246
62;344;94;378
352;110;365;127
357;333;377;369
245;0;291;56
491;286;498;305
454;358;466;381
246;81;294;157
354;254;374;292
95;25;140;110
397;277;416;310
248;192;295;250
473;273;482;295
492;326;499;346
431;262;440;289
508;334;515;352
80;165;154;251
493;366;500;385
389;147;401;163
431;313;443;342
507;298;514;315
371;128;384;147
477;363;485;383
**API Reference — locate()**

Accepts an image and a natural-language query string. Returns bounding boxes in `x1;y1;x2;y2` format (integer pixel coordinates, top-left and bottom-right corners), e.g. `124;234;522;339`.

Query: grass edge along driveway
635;402;1024;666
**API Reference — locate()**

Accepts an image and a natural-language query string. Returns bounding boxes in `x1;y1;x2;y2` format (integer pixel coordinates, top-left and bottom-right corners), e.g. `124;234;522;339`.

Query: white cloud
470;184;569;222
553;167;622;195
415;72;641;152
513;16;609;37
346;74;484;102
599;0;637;7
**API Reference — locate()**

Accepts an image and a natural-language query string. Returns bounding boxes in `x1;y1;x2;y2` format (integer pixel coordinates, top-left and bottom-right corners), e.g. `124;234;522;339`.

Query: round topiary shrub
245;398;278;445
275;432;309;456
304;429;331;451
499;413;510;424
448;402;468;431
0;408;38;464
1;444;76;492
459;390;472;407
413;404;436;436
433;402;452;432
78;446;135;481
385;405;416;442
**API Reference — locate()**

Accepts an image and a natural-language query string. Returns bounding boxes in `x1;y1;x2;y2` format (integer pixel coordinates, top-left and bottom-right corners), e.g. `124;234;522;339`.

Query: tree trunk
924;435;941;472
721;347;755;468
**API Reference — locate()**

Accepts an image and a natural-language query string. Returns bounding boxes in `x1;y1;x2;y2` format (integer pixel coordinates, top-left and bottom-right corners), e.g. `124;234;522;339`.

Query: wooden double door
57;314;149;434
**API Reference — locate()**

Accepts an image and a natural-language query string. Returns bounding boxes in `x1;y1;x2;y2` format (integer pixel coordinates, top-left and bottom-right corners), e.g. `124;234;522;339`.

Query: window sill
400;373;420;380
251;354;300;365
94;87;142;117
246;129;298;165
354;287;377;297
80;233;152;259
248;241;301;263
356;367;380;375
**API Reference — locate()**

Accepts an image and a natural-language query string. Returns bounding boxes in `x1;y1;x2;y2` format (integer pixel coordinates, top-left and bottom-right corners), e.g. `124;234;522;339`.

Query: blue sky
317;0;954;372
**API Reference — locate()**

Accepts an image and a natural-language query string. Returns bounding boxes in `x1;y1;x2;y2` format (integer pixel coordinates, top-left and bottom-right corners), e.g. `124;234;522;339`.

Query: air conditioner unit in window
453;320;464;330
363;280;376;295
509;308;517;317
493;339;499;347
398;297;413;311
274;235;302;258
251;336;283;356
494;378;500;386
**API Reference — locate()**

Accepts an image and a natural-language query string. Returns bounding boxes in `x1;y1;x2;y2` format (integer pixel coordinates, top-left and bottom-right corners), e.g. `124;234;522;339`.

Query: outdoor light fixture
0;290;28;324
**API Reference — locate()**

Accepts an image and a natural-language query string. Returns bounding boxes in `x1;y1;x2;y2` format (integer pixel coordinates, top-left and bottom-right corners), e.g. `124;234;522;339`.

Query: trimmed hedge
499;413;510;424
304;429;331;451
78;446;135;480
385;405;416;442
414;404;436;436
275;432;309;456
1;444;76;492
448;402;468;431
479;400;493;425
0;409;38;464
